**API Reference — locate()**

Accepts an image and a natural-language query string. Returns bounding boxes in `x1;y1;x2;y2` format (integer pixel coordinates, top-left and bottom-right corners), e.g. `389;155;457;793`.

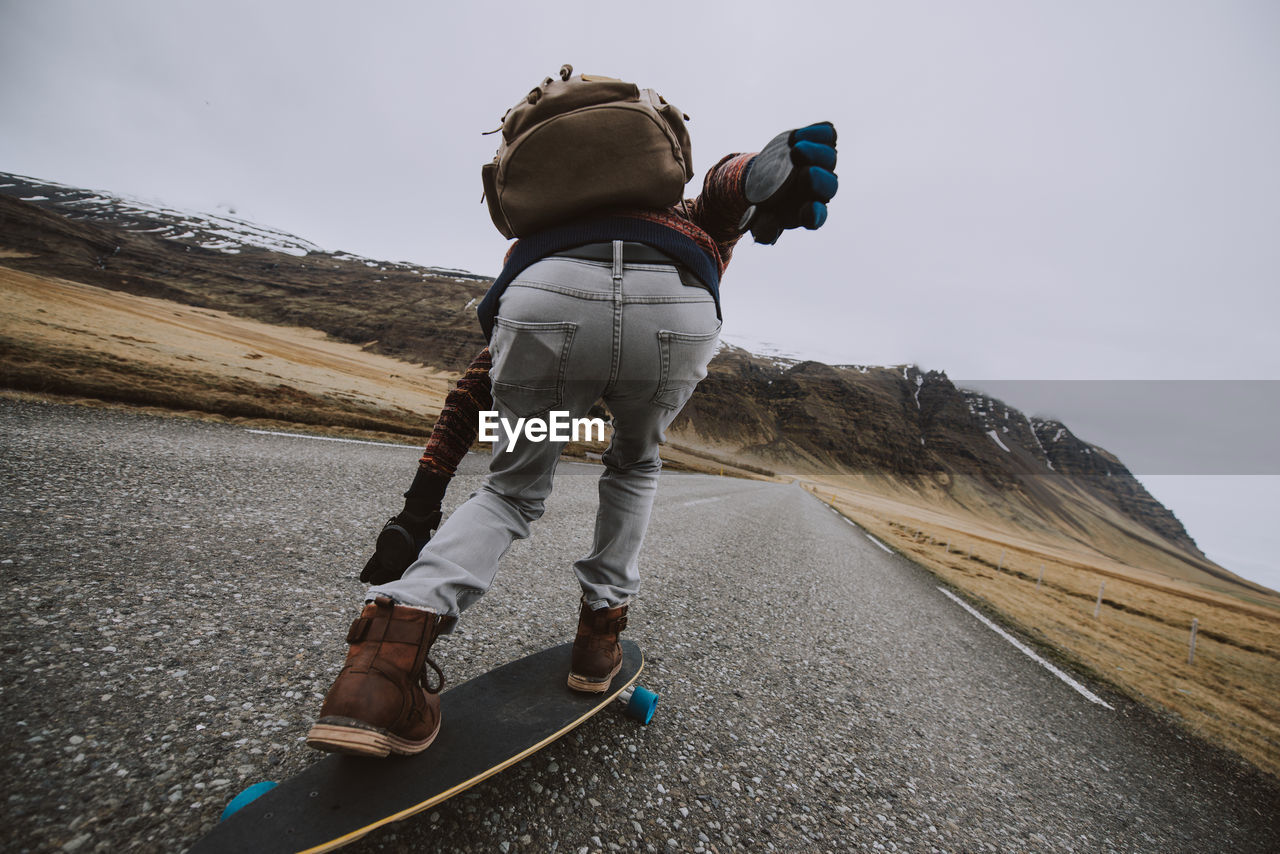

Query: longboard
190;640;653;854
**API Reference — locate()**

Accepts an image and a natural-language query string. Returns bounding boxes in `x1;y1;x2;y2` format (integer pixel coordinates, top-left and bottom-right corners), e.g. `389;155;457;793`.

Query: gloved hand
739;122;838;245
359;509;442;585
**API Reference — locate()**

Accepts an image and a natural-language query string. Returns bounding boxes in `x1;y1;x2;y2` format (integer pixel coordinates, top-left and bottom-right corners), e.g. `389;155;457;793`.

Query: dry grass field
0;266;458;433
804;476;1280;779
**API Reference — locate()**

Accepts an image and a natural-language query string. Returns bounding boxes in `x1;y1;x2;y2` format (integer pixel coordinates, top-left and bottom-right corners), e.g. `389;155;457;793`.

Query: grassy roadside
802;480;1280;780
0;265;459;433
0;339;439;436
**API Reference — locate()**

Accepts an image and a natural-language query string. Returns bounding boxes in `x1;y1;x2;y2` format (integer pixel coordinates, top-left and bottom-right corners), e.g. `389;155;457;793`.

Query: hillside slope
0;171;1263;597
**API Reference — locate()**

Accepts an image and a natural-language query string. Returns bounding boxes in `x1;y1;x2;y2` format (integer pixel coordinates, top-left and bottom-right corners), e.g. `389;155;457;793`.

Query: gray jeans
368;242;721;617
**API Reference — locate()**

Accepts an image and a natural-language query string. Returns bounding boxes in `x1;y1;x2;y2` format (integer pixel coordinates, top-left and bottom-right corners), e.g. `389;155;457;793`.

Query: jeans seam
607;241;624;394
555;323;577;407
507;281;615;300
620;294;717;304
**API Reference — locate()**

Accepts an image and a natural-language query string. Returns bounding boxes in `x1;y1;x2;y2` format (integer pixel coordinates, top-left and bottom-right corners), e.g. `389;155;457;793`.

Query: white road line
678;496;724;508
245;429;419;449
817;501;890;550
865;534;894;554
937;587;1114;710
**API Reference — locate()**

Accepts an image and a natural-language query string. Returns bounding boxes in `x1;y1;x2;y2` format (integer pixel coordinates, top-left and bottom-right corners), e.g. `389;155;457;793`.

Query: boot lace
423;654;445;694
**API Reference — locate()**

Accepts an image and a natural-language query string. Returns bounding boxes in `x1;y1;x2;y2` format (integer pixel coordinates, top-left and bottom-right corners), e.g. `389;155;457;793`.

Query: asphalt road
1;398;1277;853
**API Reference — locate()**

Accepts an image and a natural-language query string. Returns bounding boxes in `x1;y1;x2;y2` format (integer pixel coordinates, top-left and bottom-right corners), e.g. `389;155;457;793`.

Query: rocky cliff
677;350;1208;560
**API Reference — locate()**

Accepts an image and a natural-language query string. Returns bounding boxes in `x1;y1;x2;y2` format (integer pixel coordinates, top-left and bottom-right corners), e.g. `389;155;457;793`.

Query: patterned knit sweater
411;151;755;491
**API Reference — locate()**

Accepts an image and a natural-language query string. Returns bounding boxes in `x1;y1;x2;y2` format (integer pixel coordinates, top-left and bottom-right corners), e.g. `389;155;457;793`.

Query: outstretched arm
360;346;493;585
676;152;756;267
416;347;493;481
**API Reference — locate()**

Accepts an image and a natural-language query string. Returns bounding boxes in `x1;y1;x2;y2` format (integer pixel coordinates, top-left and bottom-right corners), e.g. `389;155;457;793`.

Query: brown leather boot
567;599;628;693
306;596;453;757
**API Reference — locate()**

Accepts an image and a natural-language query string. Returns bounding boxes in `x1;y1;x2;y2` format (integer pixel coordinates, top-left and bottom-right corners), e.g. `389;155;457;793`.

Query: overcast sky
2;0;1278;590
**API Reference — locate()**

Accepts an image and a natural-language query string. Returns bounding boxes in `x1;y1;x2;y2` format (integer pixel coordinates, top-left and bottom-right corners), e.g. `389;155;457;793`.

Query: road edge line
245;429;419;449
938;587;1115;710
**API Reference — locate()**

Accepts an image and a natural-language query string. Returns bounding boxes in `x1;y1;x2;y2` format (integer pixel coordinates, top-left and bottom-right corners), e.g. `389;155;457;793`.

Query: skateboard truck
617;684;658;724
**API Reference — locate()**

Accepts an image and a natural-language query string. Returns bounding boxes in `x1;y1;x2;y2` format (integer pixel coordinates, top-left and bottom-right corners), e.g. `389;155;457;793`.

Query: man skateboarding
306;67;839;758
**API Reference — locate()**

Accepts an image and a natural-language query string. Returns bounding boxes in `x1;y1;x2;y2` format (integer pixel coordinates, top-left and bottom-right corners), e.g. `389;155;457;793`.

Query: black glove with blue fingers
739;122;838;245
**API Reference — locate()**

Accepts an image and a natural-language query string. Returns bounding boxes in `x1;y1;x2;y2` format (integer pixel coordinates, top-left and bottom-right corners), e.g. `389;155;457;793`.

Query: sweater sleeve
675;152;756;272
417;346;493;478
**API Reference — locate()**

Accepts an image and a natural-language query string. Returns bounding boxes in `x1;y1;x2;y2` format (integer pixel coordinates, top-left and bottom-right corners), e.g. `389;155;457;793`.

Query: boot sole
566;660;622;694
305;716;440;758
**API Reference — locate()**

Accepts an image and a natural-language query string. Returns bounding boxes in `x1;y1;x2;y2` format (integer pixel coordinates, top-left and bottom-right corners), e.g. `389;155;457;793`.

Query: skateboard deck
190;640;651;854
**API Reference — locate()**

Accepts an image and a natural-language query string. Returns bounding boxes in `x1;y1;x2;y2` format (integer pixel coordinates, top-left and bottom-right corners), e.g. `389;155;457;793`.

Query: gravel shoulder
2;398;1277;853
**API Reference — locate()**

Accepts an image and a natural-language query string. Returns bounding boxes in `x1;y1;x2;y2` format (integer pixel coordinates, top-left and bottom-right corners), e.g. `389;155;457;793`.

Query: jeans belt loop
612;239;624;280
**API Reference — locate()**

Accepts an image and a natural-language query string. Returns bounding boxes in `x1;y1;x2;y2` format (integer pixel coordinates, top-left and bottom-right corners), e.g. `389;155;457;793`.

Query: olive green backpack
480;64;694;239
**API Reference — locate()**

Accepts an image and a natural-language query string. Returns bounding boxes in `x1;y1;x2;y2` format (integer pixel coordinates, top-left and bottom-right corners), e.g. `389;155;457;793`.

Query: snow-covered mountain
1;172;323;257
0;172;483;280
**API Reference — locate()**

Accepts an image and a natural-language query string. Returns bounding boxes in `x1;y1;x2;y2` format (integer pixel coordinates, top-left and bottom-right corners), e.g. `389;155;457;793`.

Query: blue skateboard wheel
220;780;278;822
625;685;659;724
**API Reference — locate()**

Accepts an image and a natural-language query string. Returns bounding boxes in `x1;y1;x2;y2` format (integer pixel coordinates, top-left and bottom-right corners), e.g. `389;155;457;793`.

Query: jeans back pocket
652;326;721;411
490;318;578;418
